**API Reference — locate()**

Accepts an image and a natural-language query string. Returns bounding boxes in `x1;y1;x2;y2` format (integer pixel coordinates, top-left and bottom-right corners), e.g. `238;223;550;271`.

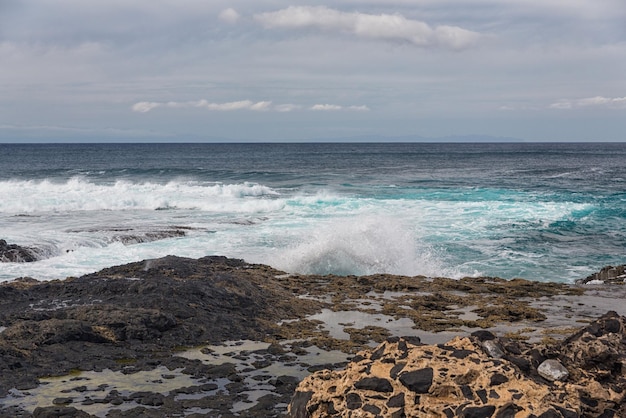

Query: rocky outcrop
577;265;626;284
0;256;321;397
0;239;38;262
289;312;626;417
1;256;624;417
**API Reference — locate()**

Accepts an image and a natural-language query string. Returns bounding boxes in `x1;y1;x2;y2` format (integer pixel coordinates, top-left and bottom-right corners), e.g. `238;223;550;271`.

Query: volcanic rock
289;312;626;417
0;239;38;262
577;264;626;284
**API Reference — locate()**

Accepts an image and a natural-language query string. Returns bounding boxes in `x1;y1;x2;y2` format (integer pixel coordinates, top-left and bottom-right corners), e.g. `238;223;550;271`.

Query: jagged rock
577;265;626;284
0;239;38;262
289;313;626;417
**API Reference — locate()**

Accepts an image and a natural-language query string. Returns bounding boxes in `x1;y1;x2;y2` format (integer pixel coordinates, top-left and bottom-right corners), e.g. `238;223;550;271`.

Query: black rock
0;239;38;262
354;377;394;393
398;368;433;393
462;405;496;418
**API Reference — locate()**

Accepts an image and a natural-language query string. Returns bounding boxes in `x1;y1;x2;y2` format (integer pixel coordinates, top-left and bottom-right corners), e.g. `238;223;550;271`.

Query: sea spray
268;215;458;278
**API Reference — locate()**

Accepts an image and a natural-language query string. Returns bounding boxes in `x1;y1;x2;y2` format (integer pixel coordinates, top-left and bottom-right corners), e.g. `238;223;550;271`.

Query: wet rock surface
0;256;624;417
291;312;626;417
0;239;38;262
577;264;626;285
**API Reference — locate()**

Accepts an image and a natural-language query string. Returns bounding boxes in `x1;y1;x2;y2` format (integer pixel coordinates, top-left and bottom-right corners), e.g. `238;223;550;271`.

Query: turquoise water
1;142;625;282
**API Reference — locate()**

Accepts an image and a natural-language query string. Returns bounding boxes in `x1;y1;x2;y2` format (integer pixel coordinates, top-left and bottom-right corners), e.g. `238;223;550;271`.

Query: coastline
0;256;624;417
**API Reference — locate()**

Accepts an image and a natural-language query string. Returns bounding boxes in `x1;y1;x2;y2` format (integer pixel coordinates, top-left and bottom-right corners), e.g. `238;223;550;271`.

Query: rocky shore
0;256;625;417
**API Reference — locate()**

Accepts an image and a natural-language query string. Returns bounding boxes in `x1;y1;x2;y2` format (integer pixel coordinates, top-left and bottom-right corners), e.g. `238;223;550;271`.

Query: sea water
1;142;625;283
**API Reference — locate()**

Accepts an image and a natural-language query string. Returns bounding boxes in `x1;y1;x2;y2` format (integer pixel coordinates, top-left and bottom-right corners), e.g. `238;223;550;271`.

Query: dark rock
401;336;422;346
598;409;616;418
495;403;522;418
505;355;531;372
476;389;488;403
359;404;379;415
267;342;285;355
462;405;496;418
553;405;579;418
32;406;91;417
399;368;433;393
0;239;39;262
129;391;164;406
460;385;474;400
0;255;316;399
389;362;406;379
490;373;509;386
288;391;314;418
536;409;560;418
370;345;387;361
471;330;496;341
387;393;405;408
346;392;363;409
578;265;626;284
354;377;394;393
451;349;475;359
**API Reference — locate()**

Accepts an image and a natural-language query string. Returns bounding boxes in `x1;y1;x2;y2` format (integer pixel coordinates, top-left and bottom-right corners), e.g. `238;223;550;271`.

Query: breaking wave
0;178;281;213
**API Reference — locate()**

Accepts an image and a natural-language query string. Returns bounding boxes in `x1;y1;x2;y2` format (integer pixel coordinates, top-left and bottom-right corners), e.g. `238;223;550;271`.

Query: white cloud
311;104;343;111
274;104;302;112
132;100;273;113
132;101;369;113
347;105;370;111
550;96;626;109
254;6;481;50
132;102;161;113
310;104;370;111
219;8;240;24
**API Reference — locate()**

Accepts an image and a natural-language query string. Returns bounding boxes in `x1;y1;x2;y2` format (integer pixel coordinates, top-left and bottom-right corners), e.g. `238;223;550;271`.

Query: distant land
0;133;528;144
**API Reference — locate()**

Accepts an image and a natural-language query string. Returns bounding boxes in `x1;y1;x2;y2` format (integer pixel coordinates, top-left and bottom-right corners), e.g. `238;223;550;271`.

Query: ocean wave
268;214;461;278
0;178;280;213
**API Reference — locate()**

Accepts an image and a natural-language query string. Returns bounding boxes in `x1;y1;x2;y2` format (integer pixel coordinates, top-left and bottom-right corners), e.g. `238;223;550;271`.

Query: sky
1;0;625;142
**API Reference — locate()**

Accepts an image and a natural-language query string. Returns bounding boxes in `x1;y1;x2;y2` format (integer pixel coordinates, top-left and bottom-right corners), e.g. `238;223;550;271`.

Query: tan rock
289;312;626;417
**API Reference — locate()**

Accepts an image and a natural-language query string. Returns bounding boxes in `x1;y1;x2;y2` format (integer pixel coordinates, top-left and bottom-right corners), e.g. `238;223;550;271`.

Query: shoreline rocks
577;264;626;285
290;312;626;417
0;239;38;262
1;256;625;417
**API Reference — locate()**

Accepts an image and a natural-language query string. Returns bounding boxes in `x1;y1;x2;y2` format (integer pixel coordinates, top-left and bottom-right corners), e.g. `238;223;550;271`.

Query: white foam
0;178;280;213
266;214;456;278
0;180;600;282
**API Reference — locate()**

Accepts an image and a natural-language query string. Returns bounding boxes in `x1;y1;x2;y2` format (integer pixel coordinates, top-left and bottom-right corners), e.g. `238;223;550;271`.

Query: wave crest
0;178;280;213
271;215;458;278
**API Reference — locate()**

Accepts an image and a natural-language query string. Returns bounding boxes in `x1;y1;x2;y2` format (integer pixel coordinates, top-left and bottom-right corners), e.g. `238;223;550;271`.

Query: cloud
132;100;272;113
132;102;161;113
254;6;481;50
219;8;240;24
311;104;343;111
274;104;302;112
549;96;626;109
310;104;370;111
132;100;370;113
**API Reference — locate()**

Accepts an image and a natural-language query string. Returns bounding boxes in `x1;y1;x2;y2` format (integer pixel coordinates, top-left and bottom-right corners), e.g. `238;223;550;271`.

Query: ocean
1;142;625;283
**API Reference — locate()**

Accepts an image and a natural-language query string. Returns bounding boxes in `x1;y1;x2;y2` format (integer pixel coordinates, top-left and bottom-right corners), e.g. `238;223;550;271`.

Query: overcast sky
1;0;625;142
